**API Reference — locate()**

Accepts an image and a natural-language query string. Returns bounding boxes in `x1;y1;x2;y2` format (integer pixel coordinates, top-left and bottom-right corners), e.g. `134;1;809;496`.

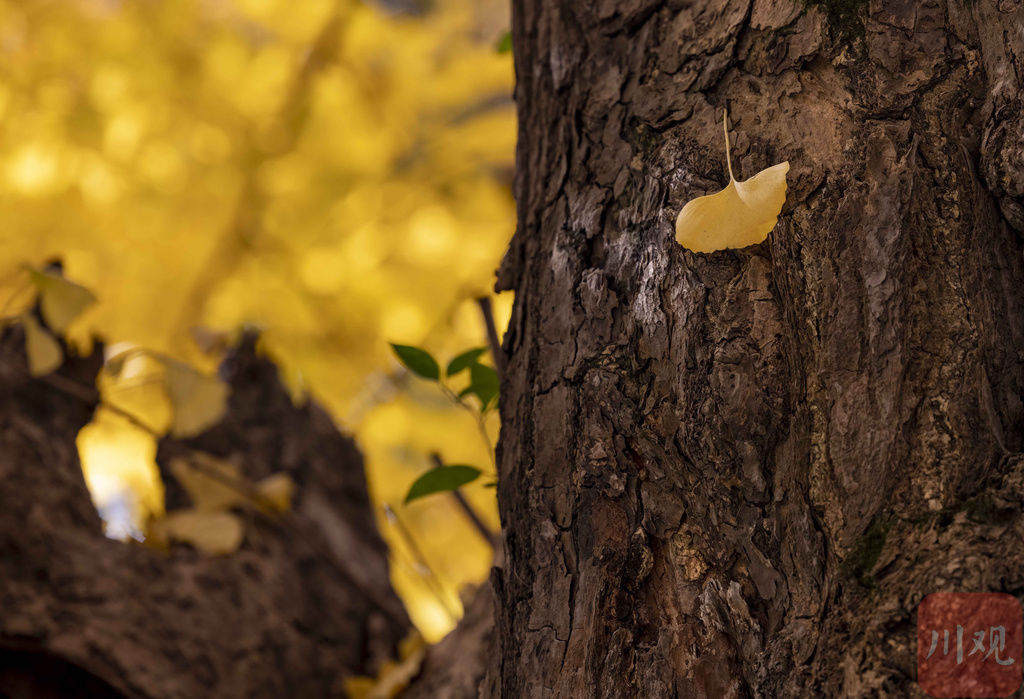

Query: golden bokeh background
0;0;514;641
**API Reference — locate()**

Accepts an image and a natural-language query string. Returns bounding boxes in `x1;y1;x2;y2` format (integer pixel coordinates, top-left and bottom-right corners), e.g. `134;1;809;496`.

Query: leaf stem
103;345;152;370
723;108;734;181
439;381;497;471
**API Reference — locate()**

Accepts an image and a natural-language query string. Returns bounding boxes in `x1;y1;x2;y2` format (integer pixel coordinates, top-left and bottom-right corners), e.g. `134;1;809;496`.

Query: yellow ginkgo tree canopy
0;0;512;642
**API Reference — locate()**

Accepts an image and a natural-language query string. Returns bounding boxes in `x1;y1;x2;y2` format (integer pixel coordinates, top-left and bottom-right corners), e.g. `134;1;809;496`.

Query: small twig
38;369;164;437
475;296;505;483
0;277;31;320
472;412;497;471
451;487;496;548
438;382;496;470
172;448;283;516
475;296;505;382
430;453;496;548
39;371;100;404
94;394;162;437
170;2;348;345
384;503;459;622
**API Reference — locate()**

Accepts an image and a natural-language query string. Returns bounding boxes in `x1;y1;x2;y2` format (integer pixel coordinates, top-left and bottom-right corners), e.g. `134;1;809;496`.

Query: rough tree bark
0;329;409;698
5;2;1024;697
492;0;1024;696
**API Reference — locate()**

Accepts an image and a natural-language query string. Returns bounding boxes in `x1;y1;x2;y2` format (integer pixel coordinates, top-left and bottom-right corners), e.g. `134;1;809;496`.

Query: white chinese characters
926;625;1016;666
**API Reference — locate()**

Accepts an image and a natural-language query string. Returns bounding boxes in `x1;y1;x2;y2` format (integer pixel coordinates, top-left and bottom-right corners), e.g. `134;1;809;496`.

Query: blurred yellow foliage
1;0;513;641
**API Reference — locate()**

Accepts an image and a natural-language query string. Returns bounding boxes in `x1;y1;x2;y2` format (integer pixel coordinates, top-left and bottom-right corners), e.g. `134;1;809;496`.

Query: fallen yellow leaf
26;266;97;333
189;325;232;355
22;312;63;376
157;509;244;555
397;630;426;660
342;635;427;699
343;677;377;699
171;454;246;512
256;473;295;513
675;111;789;253
162;359;229;438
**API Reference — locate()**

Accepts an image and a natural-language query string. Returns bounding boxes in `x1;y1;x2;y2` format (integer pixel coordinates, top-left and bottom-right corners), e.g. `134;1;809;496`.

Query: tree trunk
0;330;409;698
494;0;1024;696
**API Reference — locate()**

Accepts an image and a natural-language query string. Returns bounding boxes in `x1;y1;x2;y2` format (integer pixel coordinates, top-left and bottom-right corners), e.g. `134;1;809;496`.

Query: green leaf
390;344;440;381
446;347;486;377
405;465;482;504
469;363;500;408
495;31;512;54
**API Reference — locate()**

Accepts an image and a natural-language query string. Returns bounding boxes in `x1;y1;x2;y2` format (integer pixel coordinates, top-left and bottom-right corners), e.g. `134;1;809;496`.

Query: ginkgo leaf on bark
675;111;789;253
22;312;63;376
25;266;97;333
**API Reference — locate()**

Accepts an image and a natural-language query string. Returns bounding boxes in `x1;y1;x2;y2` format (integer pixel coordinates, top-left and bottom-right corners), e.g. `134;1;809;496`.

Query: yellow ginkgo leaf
675;111;789;253
189;325;232;355
102;345;145;379
158;509;244;555
22;312;63;376
342;638;427;699
397;631;426;660
25;266;97;333
256;473;295;513
343;677;377;699
162;359;230;438
170;454;246;512
143;513;170;551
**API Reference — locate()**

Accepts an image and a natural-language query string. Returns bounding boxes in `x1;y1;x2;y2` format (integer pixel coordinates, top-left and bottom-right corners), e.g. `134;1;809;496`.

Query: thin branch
438;381;496;472
430;453;496;549
38;371;161;438
38;371;100;404
0;276;31;320
384;503;459;622
476;296;505;382
475;296;505;484
170;1;349;346
472;411;497;471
